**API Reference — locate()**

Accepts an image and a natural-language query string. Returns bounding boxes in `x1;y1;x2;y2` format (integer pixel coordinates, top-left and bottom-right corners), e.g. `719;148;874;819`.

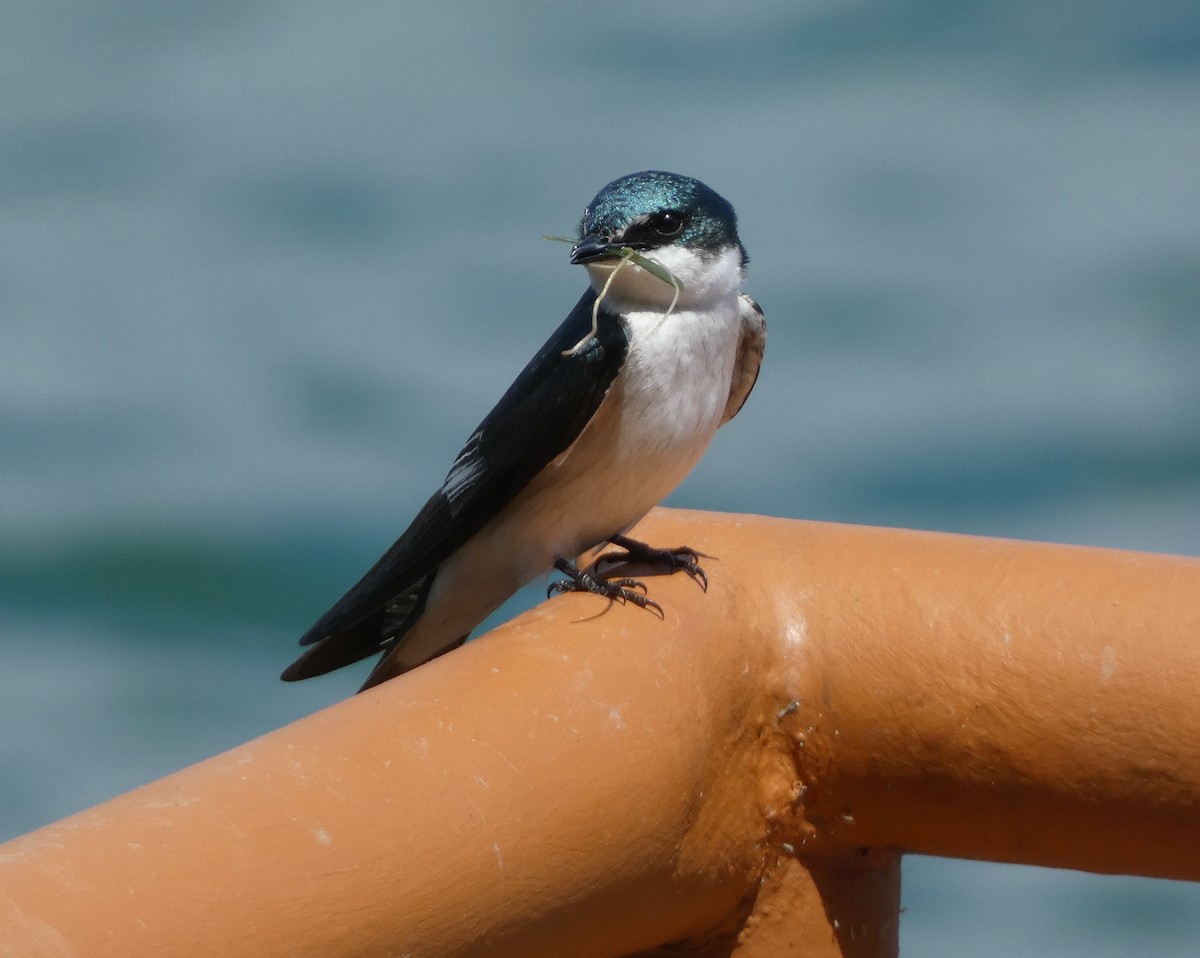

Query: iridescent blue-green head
571;171;747;308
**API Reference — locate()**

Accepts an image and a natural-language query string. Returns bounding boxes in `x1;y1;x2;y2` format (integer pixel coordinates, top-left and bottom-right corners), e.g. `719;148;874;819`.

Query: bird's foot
597;534;710;592
547;557;663;617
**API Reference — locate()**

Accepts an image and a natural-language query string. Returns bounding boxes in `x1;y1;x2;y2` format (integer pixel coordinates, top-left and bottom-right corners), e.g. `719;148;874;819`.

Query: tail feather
356;632;469;692
280;609;391;681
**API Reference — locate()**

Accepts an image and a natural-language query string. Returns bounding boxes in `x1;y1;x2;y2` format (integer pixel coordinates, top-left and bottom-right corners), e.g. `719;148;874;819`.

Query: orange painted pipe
1;509;1198;958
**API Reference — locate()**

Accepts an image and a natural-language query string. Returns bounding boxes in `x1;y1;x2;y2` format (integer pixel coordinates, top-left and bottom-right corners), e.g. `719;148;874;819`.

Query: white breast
529;292;742;555
607;303;739;464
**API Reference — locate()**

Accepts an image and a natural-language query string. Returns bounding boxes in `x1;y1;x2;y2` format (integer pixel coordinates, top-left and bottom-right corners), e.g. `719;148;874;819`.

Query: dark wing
721;294;765;424
281;288;628;680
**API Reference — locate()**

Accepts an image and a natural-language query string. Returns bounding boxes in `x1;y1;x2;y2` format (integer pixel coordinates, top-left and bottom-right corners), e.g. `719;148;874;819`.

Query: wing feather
283;289;628;679
721;294;765;424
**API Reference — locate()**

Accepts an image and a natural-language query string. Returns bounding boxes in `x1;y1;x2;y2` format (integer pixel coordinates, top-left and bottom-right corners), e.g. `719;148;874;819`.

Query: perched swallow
283;170;765;690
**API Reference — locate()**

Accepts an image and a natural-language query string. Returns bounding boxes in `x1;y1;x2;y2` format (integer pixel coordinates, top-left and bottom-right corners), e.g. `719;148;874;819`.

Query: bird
282;170;765;691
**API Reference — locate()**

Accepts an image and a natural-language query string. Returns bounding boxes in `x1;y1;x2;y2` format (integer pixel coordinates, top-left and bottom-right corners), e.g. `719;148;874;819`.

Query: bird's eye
649;210;684;237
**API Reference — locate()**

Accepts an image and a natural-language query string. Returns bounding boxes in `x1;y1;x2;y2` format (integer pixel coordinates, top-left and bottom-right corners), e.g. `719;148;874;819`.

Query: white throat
583;244;743;313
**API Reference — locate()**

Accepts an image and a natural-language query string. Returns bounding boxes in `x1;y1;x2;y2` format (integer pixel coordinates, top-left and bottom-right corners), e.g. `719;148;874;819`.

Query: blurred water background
2;2;1198;953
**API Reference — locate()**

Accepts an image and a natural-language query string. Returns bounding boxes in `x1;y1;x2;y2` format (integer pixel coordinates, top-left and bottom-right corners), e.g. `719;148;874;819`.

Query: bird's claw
598;535;710;592
547;561;664;617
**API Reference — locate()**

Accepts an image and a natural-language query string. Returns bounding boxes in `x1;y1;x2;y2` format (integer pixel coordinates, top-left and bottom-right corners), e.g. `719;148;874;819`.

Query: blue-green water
3;3;1199;953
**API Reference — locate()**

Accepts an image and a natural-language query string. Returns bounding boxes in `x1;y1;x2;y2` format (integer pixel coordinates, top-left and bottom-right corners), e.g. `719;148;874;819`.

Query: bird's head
571;171;746;311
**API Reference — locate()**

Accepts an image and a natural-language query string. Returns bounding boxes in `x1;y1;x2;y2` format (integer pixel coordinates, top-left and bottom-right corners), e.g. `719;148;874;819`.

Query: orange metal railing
2;508;1198;957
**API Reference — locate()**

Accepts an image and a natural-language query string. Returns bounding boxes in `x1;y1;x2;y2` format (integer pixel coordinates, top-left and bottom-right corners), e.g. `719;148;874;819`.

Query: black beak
570;234;626;265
